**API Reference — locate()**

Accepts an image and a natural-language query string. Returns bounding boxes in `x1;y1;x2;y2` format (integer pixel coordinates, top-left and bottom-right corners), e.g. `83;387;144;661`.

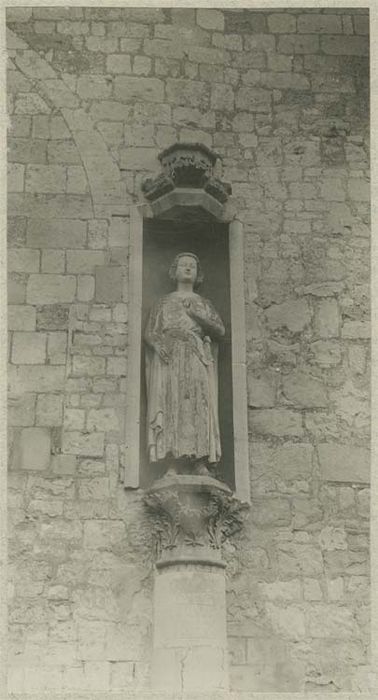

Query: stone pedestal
144;475;246;694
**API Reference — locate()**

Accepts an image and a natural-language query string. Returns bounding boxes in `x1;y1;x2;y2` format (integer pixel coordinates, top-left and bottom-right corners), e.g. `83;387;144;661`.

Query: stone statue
144;252;225;477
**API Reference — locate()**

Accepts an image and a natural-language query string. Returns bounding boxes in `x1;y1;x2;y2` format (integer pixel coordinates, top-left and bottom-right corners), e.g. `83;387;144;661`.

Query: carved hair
169;252;204;289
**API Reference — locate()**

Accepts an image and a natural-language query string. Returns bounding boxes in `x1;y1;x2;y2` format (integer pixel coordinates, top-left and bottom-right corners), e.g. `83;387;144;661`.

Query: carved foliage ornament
141;143;232;204
144;478;248;557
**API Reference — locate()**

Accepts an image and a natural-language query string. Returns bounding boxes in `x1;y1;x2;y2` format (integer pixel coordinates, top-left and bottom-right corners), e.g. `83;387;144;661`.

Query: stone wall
7;7;371;695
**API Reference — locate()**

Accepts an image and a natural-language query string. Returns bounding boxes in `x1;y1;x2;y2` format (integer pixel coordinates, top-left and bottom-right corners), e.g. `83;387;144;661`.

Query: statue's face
175;255;198;284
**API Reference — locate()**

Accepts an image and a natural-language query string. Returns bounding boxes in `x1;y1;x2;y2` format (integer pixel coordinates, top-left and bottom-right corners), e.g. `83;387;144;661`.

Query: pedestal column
144;475;245;693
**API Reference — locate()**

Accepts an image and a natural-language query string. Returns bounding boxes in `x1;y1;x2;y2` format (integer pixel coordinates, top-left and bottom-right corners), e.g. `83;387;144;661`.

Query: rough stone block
66;250;106;273
51;454;77;476
265;603;305;641
7;163;25;192
249;409;303;437
166;79;208;109
62;431;105;457
78;276;95;302
66;166;88;194
114;76;164;102
210;84;234;112
15;93;50;115
64;408;86;431
251;498;291;527
107;357;127;376
41;250;65;274
26;274;76;304
277;543;323;577
282;371;328;408
306;604;358;639
77;75;112;99
106;54;132;74
196;9;224;30
94;265;123;303
247;371;277;408
309;341;342;367
8;305;36;331
8;248;40;273
8;365;65;394
341;320;370;339
9;393;36;427
297;14;342;34
83;520;125;549
267;13;296;33
348;178;370;202
133;55;152;76
27;219;87;249
321;35;369;56
26;165;66;194
37;305;70;331
315;299;339;338
318;443;370;483
78;477;110;500
47;140;81;165
7;217;27;248
36;394;63;426
278;34;320;54
119;146;158;170
8;273;26;304
235;86;271;112
251;442;313;480
265;299;311;332
353;14;369;35
87;408;119;433
8;137;47;164
72;355;105;376
88;220;108;249
303;579;323;601
19;427;51;471
12;331;47;365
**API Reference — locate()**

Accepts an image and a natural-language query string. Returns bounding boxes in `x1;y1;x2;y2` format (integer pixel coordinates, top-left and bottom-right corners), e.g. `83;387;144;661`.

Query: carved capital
144;475;248;567
141;142;232;217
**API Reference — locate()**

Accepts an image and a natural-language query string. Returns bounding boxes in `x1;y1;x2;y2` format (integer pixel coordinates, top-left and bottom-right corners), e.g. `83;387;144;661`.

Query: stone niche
124;143;250;693
124;142;250;504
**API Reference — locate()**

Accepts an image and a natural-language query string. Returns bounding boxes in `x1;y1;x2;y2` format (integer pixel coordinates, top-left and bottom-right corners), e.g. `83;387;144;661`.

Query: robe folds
144;291;224;465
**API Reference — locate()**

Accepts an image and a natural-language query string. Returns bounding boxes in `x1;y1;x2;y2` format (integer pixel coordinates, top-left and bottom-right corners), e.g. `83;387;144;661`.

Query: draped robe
144;292;224;465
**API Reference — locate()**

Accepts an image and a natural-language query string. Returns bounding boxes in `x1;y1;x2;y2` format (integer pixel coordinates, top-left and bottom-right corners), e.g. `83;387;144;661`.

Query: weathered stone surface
8;365;65;394
282;371;328;408
27;219;87;248
12;331;47;364
306;604;358;639
249;409;304;437
318;443;370;483
8;305;36;331
9;394;36;426
114;76;164;103
265;299;311;332
251;442;313;480
62;431;105;457
36;394;63;426
27;274;76;305
8;248;40;273
19;427;51;471
247;371;277;408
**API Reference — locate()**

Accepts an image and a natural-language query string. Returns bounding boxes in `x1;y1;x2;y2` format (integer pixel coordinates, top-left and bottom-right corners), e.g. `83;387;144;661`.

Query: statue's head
169;252;204;289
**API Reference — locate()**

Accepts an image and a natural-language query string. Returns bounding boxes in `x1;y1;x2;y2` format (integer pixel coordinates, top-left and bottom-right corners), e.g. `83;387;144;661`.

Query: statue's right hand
155;343;169;363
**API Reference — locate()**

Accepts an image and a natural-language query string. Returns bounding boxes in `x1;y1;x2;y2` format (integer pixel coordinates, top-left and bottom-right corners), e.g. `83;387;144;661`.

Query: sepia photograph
3;2;375;698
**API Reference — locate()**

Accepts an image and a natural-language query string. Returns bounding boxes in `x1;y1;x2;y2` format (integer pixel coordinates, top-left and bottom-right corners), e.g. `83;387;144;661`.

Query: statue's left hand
183;298;204;321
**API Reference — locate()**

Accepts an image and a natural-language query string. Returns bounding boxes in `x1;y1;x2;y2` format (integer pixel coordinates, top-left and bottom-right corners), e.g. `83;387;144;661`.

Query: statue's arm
144;300;170;363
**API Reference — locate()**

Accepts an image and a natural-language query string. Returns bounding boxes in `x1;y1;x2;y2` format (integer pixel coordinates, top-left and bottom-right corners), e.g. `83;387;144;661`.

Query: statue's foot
164;465;178;478
194;461;211;477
